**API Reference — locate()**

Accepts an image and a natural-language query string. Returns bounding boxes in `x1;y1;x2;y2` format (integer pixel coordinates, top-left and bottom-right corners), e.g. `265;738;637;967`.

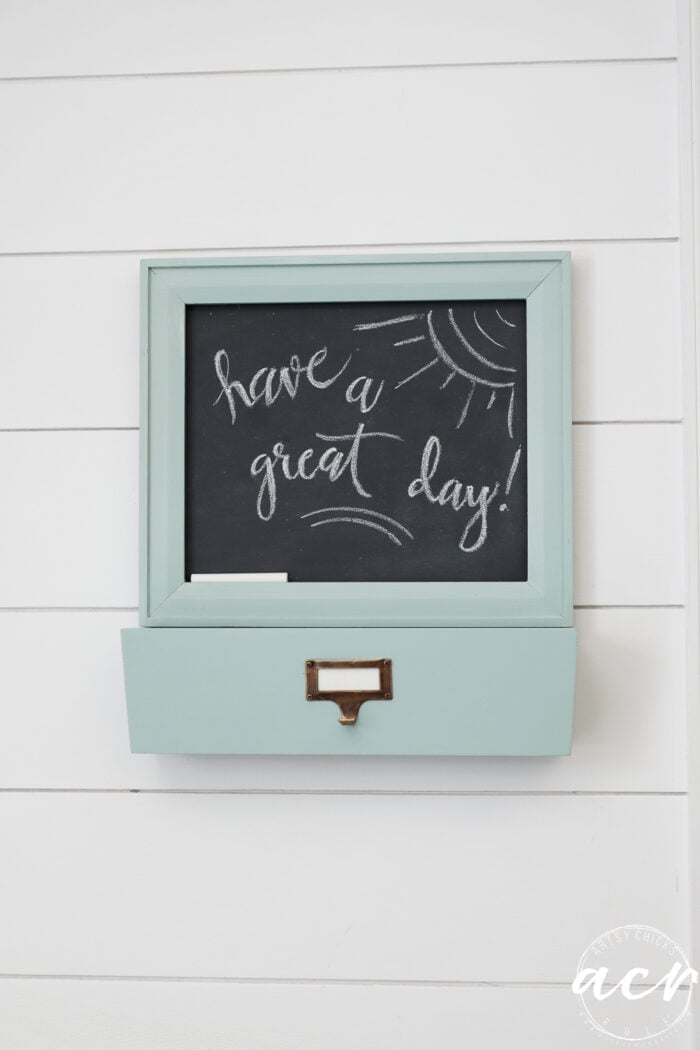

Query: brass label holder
305;659;393;726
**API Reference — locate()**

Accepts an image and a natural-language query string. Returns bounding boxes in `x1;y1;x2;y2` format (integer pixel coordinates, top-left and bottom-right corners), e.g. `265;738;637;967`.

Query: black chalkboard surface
185;300;527;583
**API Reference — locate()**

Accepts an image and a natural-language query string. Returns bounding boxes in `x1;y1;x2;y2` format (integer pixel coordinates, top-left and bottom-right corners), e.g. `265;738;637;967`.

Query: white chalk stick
190;572;288;583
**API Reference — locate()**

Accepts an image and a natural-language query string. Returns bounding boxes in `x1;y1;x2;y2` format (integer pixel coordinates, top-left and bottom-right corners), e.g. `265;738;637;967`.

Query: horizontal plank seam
0;974;688;989
575;604;685;609
0;55;678;87
0;605;686;613
0;607;141;613
0;237;681;259
573;420;684;426
0;789;687;797
0;421;685;434
0;427;139;433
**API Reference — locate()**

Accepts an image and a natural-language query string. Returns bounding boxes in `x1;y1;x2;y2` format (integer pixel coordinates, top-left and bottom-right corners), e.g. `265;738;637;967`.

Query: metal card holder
305;659;393;725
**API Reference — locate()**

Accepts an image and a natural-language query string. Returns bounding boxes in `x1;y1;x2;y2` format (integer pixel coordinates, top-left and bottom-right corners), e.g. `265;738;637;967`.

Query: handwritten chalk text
250;423;404;521
408;435;499;552
214;347;351;425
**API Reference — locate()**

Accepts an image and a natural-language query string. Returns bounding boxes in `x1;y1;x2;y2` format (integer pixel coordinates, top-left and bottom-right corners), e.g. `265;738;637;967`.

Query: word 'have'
214;348;384;423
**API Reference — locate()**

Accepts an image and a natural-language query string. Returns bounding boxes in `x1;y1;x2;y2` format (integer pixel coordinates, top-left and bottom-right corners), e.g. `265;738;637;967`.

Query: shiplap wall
0;3;691;1049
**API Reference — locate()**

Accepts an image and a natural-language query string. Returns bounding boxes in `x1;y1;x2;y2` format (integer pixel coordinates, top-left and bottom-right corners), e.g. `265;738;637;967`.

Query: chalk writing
185;299;527;582
408;436;498;553
345;375;385;414
214;346;351;425
249;424;404;521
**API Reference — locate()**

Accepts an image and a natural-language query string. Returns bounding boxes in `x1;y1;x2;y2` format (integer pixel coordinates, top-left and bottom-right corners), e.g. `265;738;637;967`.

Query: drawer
122;626;575;756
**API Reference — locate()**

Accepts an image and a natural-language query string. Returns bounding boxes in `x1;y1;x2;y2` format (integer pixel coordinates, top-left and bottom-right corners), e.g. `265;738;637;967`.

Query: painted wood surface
0;980;691;1050
573;423;685;606
0;793;687;981
122;626;576;755
0;64;678;253
0;0;677;77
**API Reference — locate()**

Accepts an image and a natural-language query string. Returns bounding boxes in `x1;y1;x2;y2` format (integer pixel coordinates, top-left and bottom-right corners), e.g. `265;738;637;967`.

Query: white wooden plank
0;608;685;791
0;254;139;430
0;794;688;981
0;63;678;253
570;241;682;422
0;431;138;607
0;242;682;429
573;423;685;606
0;980;691;1050
0;0;677;79
0;424;684;607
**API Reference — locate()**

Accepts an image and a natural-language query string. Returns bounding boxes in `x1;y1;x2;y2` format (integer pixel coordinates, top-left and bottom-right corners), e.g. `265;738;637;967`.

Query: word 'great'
250;424;403;521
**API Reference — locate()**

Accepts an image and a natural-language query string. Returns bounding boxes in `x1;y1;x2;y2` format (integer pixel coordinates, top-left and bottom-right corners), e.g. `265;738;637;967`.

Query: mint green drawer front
122;627;575;756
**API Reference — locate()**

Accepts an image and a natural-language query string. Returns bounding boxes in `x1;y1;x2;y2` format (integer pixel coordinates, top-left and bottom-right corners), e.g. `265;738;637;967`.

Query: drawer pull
305;659;393;725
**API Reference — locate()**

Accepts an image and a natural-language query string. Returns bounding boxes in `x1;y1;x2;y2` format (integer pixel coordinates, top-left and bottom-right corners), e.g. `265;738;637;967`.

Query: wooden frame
140;252;572;628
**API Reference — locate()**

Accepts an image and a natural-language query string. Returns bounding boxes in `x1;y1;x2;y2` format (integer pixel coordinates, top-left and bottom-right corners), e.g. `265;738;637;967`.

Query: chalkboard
185;299;527;583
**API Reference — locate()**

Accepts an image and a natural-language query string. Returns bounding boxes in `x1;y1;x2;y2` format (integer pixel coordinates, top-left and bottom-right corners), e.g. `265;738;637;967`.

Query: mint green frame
141;253;572;627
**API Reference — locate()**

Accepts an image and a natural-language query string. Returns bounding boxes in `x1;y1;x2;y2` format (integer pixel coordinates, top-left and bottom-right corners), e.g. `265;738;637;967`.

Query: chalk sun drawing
446;309;516;375
393;335;426;347
353;314;424;331
391;306;521;437
496;308;517;329
473;310;509;349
